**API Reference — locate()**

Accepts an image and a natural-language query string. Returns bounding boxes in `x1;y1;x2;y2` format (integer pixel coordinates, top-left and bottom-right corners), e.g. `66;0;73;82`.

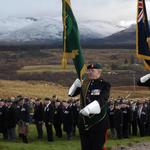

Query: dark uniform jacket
62;105;73;132
72;78;111;130
80;78;110;107
33;103;44;123
137;106;148;124
54;105;63;125
0;105;4;132
44;103;54;123
108;107;115;129
7;105;17;128
122;107;130;127
2;105;9;130
18;104;30;123
114;108;123;129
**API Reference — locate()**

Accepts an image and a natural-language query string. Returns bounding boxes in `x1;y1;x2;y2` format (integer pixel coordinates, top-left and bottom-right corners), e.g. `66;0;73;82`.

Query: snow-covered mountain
0;17;37;35
0;16;126;45
94;23;136;47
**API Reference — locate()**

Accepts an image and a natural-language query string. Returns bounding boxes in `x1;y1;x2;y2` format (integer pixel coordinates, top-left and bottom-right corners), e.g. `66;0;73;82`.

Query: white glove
68;78;81;96
80;100;101;117
140;73;150;83
80;107;90;116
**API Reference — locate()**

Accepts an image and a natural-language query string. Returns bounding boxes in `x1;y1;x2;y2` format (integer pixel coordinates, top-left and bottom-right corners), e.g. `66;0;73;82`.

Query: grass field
0;125;150;150
0;80;68;99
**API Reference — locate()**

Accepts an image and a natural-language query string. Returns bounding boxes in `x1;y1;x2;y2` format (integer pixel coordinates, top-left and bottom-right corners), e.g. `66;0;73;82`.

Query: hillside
0;48;148;87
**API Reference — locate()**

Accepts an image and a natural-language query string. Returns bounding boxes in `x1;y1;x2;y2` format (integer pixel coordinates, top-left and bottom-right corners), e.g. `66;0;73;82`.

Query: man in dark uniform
114;101;123;139
130;101;138;136
0;100;3;136
121;101;130;138
69;63;111;150
2;99;9;140
33;98;44;140
137;73;150;87
137;100;148;137
53;100;63;138
44;97;54;142
72;99;80;136
147;100;150;135
7;99;17;140
108;101;116;138
62;100;74;140
0;99;7;139
18;97;30;143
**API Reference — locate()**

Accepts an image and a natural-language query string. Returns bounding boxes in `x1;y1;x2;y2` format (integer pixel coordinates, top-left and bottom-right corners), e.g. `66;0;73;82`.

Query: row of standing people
1;95;150;143
108;98;150;139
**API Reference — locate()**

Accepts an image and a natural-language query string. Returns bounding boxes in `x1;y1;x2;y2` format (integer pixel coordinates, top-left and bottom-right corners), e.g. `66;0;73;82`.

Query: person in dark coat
0;100;4;134
69;63;111;150
18;98;30;143
146;100;150;135
137;100;148;137
53;100;63;138
121;102;130;138
44;97;54;142
0;100;8;139
130;102;138;136
33;99;44;140
114;102;123;139
7;100;17;140
62;100;74;140
72;99;80;136
108;101;116;138
2;100;9;140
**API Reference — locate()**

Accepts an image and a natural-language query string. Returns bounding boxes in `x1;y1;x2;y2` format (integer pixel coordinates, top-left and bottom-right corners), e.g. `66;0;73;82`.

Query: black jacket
44;103;54;123
7;105;17;128
33;103;44;123
18;104;30;123
54;105;63;125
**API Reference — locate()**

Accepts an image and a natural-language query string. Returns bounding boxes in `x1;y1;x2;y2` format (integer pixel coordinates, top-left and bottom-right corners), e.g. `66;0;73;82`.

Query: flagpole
133;73;136;98
62;0;67;69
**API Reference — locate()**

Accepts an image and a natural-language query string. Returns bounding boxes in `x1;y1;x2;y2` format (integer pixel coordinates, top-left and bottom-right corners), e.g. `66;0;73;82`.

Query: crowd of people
0;95;150;143
0;95;80;143
108;97;150;138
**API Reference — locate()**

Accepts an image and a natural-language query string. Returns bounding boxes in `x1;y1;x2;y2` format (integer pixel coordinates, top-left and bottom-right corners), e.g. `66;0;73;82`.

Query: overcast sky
0;0;150;27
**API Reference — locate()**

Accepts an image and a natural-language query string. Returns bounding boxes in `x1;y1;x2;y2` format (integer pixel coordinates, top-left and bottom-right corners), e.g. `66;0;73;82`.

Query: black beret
87;63;102;69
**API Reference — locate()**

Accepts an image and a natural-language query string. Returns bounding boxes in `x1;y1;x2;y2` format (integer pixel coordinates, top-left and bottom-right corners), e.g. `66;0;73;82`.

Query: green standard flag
61;0;86;80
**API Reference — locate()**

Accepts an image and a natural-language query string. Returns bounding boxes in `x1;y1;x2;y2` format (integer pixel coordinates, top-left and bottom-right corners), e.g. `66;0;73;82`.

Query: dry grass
111;86;150;98
0;80;149;99
17;65;75;74
0;80;68;99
